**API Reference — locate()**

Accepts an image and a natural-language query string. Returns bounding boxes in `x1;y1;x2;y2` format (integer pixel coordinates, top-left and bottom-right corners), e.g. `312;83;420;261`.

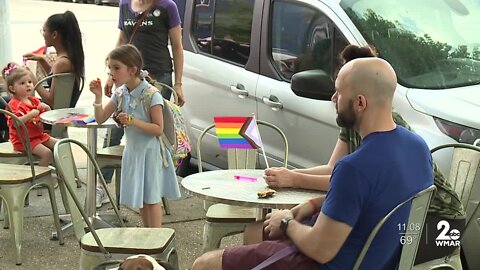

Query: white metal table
181;169;325;219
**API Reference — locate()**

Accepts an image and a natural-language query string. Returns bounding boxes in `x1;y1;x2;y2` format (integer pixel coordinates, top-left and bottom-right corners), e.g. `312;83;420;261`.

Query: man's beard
336;100;357;129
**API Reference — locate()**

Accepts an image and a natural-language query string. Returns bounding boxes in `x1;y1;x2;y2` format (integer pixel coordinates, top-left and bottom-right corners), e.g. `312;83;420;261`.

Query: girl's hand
37;103;51;112
22;53;43;62
89;78;102;97
117;112;133;126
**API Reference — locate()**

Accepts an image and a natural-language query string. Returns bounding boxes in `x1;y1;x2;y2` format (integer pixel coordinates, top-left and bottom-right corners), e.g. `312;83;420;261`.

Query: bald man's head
338;57;397;107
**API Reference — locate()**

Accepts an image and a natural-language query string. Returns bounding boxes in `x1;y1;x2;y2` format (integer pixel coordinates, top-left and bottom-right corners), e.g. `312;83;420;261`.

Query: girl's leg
140;203;164;228
139;206;150;227
32;143;53;166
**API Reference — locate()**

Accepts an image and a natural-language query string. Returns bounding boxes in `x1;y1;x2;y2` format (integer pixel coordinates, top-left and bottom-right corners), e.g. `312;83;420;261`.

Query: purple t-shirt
118;0;181;73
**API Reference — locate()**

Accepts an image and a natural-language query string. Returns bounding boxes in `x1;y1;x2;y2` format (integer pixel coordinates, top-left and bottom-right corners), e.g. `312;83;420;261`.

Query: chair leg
1;200;8;229
45;180;64;245
115;168;121;209
202;221;248;253
162;197;171;215
167;248;179;270
1;185;30;265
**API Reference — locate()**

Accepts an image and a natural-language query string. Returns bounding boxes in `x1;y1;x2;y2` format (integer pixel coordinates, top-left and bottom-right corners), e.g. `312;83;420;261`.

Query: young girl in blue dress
89;44;181;227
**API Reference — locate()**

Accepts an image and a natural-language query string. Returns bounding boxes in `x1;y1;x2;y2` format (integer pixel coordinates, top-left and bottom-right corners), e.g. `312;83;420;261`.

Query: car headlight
434;117;480;145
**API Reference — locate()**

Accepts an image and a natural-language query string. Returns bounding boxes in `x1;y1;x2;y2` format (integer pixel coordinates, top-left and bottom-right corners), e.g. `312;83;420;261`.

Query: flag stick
251;113;270;168
261;146;270;168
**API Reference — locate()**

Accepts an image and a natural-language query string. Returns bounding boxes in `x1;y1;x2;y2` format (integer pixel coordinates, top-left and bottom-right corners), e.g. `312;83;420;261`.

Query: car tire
94;0;103;5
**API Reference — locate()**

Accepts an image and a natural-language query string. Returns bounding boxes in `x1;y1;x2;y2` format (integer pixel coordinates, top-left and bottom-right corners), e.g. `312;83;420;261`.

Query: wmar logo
435;220;461;247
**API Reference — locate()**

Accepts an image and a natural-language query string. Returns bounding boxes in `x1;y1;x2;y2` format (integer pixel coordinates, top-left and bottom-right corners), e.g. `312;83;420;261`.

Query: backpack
115;81;191;167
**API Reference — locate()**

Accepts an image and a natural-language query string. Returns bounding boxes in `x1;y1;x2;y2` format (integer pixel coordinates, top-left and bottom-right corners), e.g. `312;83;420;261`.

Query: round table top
40;107;117;129
181;169;325;209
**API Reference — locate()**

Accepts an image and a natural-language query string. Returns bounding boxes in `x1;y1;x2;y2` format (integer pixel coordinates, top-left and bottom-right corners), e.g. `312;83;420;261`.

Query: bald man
192;58;434;270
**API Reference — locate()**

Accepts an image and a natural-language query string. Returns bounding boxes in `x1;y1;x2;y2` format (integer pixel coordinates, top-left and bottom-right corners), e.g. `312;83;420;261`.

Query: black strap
129;3;155;44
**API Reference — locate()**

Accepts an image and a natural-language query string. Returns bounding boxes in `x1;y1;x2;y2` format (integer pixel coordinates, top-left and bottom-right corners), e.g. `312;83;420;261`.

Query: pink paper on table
234;175;257;182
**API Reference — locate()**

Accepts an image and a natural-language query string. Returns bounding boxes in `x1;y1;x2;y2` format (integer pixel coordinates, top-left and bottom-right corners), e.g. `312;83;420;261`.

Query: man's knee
192;249;223;270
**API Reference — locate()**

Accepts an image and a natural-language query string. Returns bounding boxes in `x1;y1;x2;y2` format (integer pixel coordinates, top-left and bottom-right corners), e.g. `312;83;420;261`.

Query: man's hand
104;77;114;97
263;209;293;239
264;167;296;188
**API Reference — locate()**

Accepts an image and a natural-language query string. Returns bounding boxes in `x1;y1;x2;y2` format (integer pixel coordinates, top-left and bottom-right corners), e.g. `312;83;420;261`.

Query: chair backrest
353;185;436;270
0;95;12;111
196;120;289;172
431;144;480;270
0;108;36;176
53;138;124;244
33;72;76;109
431;143;480;220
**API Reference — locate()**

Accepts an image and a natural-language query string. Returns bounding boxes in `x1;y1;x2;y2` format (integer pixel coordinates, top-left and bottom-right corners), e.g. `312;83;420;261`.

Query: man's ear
355;94;367;112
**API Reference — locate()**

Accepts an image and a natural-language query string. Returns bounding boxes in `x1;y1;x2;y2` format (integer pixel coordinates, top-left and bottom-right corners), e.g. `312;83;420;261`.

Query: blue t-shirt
320;126;433;270
118;0;181;73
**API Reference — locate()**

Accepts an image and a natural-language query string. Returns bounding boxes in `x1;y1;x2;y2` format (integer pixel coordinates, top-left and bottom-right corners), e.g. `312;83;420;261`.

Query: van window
342;0;480;89
192;0;254;66
270;1;348;82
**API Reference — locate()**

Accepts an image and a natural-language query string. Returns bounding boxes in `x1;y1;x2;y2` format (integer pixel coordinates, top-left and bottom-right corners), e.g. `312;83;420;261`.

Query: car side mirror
290;70;335;101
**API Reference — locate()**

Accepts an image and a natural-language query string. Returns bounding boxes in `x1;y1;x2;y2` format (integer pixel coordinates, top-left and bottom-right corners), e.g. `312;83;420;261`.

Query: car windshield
340;0;480;89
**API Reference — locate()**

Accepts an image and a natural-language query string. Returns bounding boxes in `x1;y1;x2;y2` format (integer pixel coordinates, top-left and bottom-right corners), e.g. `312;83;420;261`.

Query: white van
175;0;480;173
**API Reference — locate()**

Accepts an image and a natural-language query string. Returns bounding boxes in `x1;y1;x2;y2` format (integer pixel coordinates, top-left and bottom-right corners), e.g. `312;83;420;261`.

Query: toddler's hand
30;109;40;117
37;103;51;112
89;78;102;97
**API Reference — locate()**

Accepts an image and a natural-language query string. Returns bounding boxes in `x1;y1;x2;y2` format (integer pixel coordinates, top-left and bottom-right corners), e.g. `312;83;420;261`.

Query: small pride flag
214;116;263;149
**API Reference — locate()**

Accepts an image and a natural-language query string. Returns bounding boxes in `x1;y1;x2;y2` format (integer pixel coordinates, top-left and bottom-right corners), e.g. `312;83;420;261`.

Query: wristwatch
280;216;294;233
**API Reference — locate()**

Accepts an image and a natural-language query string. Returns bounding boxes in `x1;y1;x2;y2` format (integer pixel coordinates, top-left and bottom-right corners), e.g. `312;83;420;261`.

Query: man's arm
287;212;352;264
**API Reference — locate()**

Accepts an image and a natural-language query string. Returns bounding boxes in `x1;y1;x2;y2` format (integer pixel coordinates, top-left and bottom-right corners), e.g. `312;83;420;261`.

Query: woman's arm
169;25;185;106
265;139;349;191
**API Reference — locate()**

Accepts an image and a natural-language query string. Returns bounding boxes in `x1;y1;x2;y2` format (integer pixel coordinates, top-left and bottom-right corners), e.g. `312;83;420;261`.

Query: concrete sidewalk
0;127;242;269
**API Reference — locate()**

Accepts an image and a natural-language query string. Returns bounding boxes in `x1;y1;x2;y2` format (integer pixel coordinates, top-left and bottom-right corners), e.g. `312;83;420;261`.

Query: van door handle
262;95;283;111
230;83;248;98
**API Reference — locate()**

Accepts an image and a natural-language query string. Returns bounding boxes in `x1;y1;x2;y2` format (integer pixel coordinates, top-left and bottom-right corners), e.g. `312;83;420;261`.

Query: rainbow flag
214;116;263;149
56;113;96;125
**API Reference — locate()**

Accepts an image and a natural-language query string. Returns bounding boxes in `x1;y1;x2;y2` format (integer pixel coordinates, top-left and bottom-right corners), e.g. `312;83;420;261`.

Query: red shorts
12;132;50;152
222;240;318;270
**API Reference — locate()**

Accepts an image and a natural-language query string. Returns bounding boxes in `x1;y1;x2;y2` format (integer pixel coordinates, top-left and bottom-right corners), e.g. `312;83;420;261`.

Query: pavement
0;125;243;270
0;1;243;269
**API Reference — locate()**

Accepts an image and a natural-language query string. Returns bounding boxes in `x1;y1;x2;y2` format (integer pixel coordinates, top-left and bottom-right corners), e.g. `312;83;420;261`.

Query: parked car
177;0;480;175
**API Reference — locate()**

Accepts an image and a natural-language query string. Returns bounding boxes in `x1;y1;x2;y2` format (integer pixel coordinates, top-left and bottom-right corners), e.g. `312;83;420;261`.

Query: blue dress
111;80;181;208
